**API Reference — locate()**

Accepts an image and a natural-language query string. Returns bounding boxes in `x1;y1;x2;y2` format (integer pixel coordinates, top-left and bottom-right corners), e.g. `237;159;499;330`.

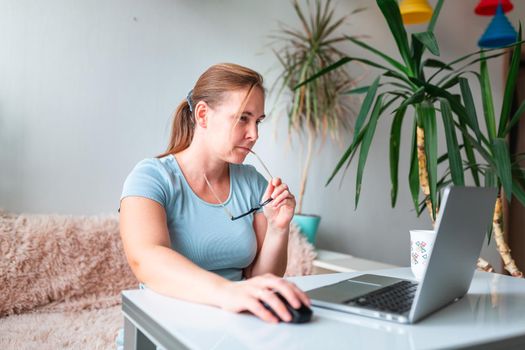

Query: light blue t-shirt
121;154;268;281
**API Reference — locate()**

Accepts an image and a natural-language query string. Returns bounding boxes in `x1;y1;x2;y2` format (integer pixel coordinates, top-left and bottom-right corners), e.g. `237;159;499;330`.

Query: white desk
122;268;525;350
313;249;398;274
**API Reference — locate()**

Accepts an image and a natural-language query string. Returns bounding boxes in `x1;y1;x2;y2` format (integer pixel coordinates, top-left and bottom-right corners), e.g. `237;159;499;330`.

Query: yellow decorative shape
399;0;433;25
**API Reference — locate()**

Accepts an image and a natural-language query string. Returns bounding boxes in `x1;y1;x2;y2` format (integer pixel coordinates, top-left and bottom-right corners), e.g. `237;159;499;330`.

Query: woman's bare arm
119;196;229;306
245;177;295;278
245;213;288;278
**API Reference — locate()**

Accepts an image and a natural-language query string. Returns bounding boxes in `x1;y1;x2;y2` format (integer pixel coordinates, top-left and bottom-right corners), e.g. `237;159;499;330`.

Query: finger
274;199;296;212
271;190;292;208
256;276;308;309
263;178;282;201
290;284;311;307
270;183;290;199
272;282;302;309
272;196;296;213
246;298;279;323
262;180;275;202
257;276;308;310
259;290;291;322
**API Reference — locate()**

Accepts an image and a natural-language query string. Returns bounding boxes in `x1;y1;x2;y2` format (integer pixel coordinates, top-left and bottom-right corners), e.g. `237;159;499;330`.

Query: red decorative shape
475;0;514;16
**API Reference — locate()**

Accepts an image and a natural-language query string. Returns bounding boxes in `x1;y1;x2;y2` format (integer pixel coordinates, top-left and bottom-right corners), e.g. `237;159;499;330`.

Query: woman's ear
194;101;208;128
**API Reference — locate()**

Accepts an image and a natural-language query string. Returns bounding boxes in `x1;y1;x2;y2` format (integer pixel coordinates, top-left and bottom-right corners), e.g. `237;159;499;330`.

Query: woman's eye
239;115;249;122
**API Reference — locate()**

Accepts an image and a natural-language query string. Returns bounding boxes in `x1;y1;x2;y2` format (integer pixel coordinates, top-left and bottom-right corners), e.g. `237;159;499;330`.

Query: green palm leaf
428;41;524;83
294;56;389;89
492;138;513;202
503;100;525;136
423;58;451;70
355;95;383;208
427;0;444;32
344;86;372;95
479;53;497;141
396;87;425;111
413;31;439;56
498;25;522;137
440;98;464;186
346;36;408;74
408;118;420;212
389;105;407;207
353;77;380;144
459;78;482;143
326;126;366;186
376;0;413;75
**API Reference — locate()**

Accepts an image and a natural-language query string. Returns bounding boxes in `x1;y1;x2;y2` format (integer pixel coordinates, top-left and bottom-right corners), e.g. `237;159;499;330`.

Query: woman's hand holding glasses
261;177;296;233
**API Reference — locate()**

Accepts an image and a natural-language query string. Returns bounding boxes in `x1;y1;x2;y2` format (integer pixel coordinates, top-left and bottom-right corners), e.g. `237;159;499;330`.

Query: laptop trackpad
307;274;403;303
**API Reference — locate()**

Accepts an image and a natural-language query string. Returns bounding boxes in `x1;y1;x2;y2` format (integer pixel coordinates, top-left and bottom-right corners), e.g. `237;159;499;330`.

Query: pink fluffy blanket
0;211;138;317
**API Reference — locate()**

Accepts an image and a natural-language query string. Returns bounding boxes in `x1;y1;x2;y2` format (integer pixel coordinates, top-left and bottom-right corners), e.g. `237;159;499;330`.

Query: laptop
307;186;498;324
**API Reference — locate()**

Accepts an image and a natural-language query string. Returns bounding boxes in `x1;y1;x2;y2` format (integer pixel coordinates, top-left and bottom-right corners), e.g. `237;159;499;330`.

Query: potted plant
269;0;363;244
299;0;525;275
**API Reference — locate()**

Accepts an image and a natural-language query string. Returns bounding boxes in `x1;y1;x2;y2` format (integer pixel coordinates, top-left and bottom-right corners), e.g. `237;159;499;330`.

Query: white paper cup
410;229;436;281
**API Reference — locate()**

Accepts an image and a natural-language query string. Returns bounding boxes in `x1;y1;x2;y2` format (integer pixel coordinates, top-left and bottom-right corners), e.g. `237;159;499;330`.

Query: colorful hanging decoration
475;0;514;16
478;2;517;48
399;0;433;25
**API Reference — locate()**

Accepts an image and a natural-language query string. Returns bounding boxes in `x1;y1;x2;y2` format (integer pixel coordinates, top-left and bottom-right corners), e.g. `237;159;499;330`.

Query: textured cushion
0;306;122;350
0;211;138;317
285;222;317;276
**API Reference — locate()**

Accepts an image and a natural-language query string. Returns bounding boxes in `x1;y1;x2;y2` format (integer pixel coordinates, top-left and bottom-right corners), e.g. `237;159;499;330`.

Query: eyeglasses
204;149;273;221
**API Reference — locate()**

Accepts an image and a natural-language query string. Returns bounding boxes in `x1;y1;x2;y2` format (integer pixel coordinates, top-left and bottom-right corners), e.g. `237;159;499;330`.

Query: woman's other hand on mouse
217;273;310;323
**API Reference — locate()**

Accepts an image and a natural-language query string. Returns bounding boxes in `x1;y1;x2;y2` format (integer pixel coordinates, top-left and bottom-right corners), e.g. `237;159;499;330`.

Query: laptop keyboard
345;280;418;315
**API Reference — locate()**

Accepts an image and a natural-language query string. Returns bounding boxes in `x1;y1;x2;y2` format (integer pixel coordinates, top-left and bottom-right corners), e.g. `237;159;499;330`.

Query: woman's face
205;87;265;164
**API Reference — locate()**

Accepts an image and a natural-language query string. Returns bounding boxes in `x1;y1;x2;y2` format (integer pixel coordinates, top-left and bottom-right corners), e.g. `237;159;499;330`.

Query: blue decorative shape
478;2;517;48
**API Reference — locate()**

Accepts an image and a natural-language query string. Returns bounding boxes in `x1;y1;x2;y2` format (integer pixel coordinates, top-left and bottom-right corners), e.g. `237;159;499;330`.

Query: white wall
1;0;522;268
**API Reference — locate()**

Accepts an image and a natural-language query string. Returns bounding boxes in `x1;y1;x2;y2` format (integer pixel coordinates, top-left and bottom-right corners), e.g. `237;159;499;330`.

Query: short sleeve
121;158;171;207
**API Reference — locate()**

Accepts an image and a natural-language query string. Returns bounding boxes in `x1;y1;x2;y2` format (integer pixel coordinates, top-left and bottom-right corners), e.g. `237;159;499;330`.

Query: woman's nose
246;123;258;140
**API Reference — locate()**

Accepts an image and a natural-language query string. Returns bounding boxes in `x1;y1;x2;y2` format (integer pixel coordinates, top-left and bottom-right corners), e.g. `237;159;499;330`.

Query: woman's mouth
236;146;252;153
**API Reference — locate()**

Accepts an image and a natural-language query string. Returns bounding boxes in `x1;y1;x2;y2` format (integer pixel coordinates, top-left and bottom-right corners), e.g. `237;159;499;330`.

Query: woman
119;63;311;324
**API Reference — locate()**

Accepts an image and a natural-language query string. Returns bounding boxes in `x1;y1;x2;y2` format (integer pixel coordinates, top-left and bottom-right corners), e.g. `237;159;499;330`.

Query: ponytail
158;100;195;157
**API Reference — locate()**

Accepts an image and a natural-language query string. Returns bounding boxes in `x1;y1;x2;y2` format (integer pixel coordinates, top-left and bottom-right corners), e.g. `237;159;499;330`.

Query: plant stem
297;126;315;214
416;125;436;225
493;194;523;277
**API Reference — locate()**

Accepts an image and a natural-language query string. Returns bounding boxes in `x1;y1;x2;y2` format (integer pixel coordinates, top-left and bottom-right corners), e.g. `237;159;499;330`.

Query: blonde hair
159;63;264;157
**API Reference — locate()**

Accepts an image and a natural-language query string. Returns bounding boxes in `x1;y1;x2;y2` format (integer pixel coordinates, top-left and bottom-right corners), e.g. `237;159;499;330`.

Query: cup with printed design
410;229;437;281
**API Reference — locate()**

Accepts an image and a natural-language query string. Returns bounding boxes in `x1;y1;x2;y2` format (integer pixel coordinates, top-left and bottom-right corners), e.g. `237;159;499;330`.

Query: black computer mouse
261;292;313;323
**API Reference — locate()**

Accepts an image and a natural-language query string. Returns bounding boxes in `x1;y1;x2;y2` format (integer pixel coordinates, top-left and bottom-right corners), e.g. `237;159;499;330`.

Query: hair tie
186;90;193;113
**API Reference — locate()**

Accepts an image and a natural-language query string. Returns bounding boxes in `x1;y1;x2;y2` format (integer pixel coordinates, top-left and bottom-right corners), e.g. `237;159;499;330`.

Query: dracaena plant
298;0;524;275
416;34;524;277
269;0;363;214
